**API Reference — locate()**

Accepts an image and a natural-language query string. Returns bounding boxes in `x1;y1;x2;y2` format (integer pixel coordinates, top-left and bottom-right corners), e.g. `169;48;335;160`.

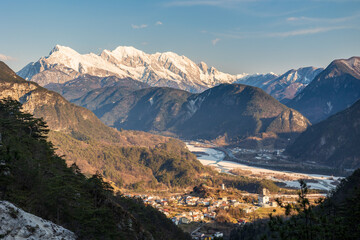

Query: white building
258;188;270;207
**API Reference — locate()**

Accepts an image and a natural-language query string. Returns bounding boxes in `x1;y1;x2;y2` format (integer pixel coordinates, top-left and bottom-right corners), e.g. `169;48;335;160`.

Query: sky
0;0;360;75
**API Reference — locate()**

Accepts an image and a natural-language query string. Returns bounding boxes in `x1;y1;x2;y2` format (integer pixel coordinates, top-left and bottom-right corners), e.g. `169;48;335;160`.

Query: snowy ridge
18;45;247;92
236;67;323;100
0;201;76;240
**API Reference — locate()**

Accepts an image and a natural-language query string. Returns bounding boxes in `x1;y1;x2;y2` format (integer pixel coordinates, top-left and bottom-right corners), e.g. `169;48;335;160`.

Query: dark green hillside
49;130;206;188
286;99;360;169
230;169;360;240
0;98;191;240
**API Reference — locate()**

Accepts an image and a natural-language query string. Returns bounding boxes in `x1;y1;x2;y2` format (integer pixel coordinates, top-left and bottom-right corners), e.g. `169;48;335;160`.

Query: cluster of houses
123;188;279;239
231;147;285;159
124;192;267;225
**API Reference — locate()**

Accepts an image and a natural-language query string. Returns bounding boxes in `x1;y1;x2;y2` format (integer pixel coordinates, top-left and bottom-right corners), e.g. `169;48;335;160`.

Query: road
191;222;207;236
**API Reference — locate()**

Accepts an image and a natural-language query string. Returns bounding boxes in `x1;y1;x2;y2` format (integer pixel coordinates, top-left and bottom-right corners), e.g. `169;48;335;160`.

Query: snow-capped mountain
236;67;323;101
18;45;248;92
235;72;279;88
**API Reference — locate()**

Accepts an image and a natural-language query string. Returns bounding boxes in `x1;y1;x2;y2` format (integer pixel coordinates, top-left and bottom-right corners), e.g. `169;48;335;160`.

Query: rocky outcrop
0;201;76;240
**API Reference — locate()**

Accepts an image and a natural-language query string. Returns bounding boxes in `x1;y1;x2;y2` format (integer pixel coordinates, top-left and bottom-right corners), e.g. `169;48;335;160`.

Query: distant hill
74;82;310;148
174;84;310;144
286;98;360;170
287;57;360;123
45;74;149;101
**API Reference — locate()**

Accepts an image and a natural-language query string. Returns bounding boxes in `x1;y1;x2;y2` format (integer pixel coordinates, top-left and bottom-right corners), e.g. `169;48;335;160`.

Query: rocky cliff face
0;201;76;240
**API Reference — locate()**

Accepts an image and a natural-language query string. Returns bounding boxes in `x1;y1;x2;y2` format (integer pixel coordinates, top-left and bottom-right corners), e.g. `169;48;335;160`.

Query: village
120;142;333;239
123;186;309;240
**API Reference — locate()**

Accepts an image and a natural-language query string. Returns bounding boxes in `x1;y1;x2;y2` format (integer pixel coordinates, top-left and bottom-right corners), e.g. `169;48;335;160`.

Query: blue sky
1;0;359;74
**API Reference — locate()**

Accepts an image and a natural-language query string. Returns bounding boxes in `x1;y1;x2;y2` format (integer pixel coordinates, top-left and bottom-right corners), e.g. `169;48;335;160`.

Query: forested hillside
0;98;191;240
230;170;360;240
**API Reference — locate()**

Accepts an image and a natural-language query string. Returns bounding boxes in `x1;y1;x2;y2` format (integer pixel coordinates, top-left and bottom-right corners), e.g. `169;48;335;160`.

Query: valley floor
120;141;337;240
186;141;342;192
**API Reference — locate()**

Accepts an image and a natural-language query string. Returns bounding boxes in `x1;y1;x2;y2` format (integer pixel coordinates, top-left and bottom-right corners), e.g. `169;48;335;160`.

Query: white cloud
131;24;148;29
212;38;220;45
0;54;15;61
165;0;255;7
142;42;148;45
287;17;300;21
209;25;353;40
286;14;360;24
156;21;163;25
267;26;351;37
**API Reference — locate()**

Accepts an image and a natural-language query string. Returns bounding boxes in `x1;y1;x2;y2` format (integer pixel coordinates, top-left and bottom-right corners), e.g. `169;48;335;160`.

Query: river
185;141;342;191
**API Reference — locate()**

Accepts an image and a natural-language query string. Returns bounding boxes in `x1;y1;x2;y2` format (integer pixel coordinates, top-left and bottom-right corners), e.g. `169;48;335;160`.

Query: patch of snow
149;97;154;106
326;101;333;113
186;96;205;116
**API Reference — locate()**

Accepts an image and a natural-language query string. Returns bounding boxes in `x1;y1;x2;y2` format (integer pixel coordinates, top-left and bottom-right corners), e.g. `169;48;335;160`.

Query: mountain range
287;57;360;123
18;45;321;101
18;45;243;93
236;67;323;102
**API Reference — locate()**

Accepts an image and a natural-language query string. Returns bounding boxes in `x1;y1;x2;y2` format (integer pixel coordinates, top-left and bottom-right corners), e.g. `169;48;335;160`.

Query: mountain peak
287;56;360;123
198;61;208;72
111;46;145;58
49;45;79;56
325;56;360;79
